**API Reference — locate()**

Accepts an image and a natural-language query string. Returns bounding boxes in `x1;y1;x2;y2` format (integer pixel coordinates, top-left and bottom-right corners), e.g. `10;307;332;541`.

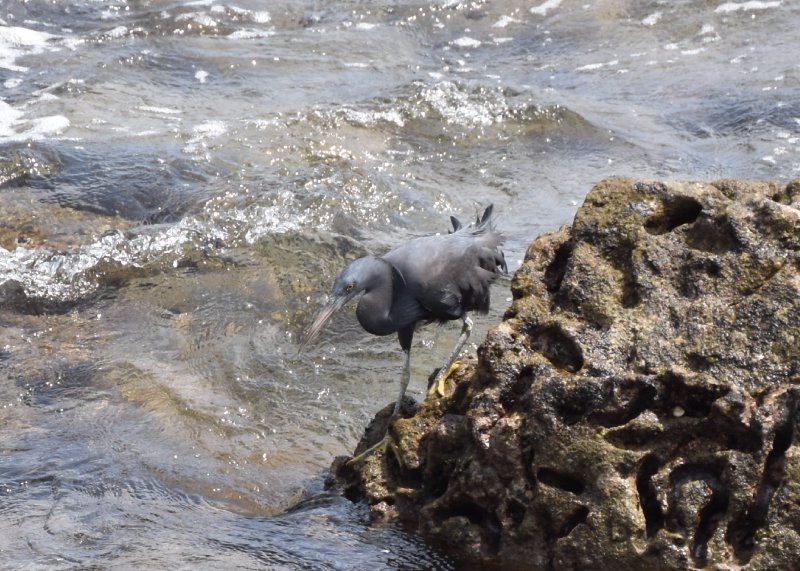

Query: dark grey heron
301;205;506;416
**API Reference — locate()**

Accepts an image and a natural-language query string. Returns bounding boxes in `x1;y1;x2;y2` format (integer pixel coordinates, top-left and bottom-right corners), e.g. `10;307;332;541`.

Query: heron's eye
346;283;354;292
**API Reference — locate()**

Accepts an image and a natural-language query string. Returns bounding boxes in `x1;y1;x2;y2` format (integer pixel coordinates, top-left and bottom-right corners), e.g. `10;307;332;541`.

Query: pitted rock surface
328;178;800;570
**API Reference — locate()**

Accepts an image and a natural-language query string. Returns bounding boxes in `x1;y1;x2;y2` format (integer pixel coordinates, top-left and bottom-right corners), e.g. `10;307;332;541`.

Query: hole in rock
660;371;728;418
558;506;589;538
608;240;640;309
636;454;664;538
590;382;657;428
645;196;703;235
526;324;584;373
448;499;503;555
621;267;641;308
553;379;613;426
728;409;795;563
691;482;729;567
544;240;573;292
500;368;535;411
684;217;741;255
506;498;527;526
668;464;730;568
537;468;585;494
556;398;590;425
686;352;713;372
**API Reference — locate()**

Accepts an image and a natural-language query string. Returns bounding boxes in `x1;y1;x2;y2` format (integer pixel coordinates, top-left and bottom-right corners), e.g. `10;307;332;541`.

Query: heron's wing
384;229;505;321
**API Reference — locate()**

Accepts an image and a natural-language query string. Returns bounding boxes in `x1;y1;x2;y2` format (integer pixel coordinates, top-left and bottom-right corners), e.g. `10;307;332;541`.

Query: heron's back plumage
381;205;506;328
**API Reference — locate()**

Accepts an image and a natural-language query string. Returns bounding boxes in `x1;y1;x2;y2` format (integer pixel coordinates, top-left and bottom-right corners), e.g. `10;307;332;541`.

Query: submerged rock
328;178;800;569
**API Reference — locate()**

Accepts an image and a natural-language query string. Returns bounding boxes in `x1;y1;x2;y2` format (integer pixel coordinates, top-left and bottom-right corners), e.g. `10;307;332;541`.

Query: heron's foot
346;432;407;467
385;438;404;467
427;362;460;399
346;434;393;466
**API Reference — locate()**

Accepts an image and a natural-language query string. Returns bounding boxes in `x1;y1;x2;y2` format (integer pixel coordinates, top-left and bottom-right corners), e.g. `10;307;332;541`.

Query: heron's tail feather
450;204;494;234
479;204;494;226
469;204;501;237
467;204;506;274
447;205;505;268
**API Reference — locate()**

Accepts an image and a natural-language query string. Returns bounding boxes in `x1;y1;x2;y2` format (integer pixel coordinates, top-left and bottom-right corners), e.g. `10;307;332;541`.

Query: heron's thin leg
348;350;411;466
428;315;472;397
393;349;411;414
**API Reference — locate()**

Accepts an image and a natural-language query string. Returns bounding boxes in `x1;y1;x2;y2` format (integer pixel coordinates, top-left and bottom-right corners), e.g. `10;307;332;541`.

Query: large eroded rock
328;178;800;570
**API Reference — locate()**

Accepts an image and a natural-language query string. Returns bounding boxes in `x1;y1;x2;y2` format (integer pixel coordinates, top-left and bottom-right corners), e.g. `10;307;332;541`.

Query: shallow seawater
1;0;798;568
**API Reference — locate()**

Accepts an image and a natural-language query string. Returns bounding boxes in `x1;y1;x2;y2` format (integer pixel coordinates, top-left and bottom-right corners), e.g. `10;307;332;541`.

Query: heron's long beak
299;294;350;352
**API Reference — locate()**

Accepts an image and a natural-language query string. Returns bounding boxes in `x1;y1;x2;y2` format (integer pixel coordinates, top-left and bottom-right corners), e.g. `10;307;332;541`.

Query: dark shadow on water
22;141;215;222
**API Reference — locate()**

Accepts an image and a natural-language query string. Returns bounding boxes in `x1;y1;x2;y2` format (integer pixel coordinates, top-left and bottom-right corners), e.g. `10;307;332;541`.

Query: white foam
105;26;129;39
0;97;70;143
0;99;24;139
0;220;208;303
138;105;183;115
228;28;275;40
452;36;481;48
0;25;58;71
699;23;716;35
62;36;85;51
195;70;208;83
35;92;57;103
530;0;563;16
192;120;226;137
22;115;70;138
175;12;217;27
226;5;270;24
251;11;271;24
342;108;405;127
715;1;781;13
493;15;521;28
184;120;227;153
575;59;618;72
699;24;721;43
681;48;705;56
420;81;507;127
642;12;662;26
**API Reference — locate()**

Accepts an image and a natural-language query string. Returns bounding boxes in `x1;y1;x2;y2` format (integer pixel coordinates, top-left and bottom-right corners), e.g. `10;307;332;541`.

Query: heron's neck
355;258;400;336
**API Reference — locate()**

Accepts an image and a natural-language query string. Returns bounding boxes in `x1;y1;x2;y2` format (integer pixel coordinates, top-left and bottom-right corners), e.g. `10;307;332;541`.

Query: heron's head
299;257;378;350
